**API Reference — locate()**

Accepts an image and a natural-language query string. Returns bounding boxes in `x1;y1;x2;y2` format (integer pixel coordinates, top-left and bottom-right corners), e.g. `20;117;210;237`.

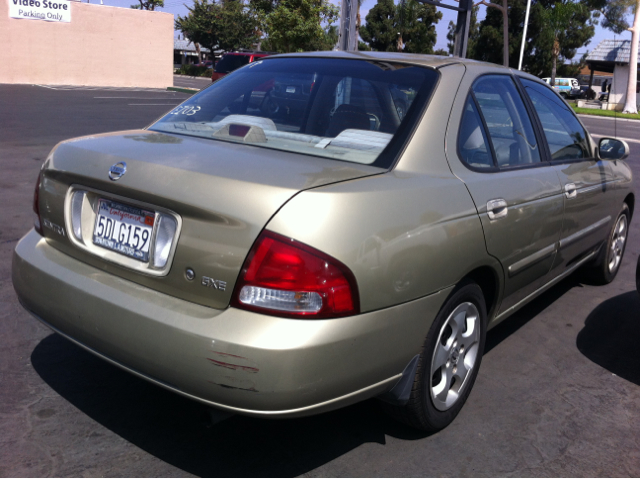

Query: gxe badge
108;162;127;181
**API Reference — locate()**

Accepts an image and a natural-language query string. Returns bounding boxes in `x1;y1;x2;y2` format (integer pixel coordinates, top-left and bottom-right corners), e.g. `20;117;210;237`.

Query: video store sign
9;0;71;22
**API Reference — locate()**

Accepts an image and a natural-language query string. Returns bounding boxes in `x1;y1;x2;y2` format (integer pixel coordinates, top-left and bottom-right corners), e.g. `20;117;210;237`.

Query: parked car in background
14;52;633;434
211;51;272;81
542;77;580;98
194;60;213;69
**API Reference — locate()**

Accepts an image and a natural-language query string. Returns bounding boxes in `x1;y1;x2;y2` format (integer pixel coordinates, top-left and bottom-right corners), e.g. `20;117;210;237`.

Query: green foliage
178;64;212;76
433;48;449;56
401;0;442;53
469;0;594;76
583;0;635;34
175;0;259;55
572;105;640;119
258;0;339;52
360;0;441;53
360;0;397;52
130;0;163;9
358;40;372;50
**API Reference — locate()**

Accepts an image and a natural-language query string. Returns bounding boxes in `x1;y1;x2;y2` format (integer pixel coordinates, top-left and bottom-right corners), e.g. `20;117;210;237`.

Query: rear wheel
383;282;487;431
585;204;629;284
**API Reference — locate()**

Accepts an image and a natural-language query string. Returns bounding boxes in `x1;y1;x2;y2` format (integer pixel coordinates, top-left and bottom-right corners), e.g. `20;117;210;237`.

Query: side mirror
598;138;630;161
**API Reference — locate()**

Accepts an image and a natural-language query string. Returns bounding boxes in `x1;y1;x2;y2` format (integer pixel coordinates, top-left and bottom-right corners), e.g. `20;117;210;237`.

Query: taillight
33;172;43;235
231;231;359;319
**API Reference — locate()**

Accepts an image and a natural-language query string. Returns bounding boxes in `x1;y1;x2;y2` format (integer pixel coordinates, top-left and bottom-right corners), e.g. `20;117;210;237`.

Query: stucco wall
609;64;640;110
0;0;173;88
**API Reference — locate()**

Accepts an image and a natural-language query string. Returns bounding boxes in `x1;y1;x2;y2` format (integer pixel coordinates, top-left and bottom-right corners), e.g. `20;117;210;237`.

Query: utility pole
418;0;473;58
338;0;357;51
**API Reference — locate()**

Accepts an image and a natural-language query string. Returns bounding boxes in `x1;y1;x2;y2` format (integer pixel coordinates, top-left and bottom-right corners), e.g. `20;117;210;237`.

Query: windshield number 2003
170;106;201;116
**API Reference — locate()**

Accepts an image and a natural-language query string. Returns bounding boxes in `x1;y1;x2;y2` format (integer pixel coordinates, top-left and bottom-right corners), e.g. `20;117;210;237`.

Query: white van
541;77;579;96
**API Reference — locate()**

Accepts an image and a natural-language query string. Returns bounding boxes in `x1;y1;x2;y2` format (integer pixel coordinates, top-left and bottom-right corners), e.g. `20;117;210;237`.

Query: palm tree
538;1;587;86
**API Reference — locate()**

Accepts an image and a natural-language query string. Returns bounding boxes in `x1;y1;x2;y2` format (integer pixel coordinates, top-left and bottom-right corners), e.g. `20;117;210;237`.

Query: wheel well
464;267;499;319
624;193;635;219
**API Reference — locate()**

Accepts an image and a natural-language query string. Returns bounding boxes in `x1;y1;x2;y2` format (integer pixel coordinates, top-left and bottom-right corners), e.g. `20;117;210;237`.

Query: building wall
0;1;173;88
610;64;640;110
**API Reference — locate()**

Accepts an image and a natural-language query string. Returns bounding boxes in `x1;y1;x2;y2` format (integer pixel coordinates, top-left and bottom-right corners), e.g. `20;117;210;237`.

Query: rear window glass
151;58;438;167
215;55;251;73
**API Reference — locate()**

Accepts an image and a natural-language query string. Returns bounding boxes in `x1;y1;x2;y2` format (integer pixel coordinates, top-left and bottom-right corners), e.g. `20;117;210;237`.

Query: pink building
0;0;173;88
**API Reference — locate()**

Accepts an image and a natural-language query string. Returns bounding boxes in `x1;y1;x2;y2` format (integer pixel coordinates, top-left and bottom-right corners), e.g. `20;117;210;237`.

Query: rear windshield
152;57;439;167
214;55;251;73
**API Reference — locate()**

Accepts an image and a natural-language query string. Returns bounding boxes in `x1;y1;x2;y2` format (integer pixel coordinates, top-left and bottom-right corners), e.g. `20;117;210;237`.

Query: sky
104;0;634;57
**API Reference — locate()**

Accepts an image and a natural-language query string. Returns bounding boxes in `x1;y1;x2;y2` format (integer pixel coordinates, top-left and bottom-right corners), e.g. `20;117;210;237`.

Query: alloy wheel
430;302;480;411
608;215;627;273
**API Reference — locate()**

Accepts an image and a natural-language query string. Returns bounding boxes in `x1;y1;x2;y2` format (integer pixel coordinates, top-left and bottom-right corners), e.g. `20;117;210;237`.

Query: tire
585;204;630;285
383;282;487;432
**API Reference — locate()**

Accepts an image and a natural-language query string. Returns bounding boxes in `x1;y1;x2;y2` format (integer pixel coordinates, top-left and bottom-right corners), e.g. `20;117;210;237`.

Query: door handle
564;183;577;199
487;199;508;220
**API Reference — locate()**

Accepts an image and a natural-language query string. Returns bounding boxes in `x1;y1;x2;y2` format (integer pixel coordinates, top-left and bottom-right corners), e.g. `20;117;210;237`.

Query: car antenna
614;32;618;139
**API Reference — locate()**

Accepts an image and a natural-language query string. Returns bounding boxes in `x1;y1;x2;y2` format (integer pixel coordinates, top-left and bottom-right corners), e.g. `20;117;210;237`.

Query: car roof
263;51;549;86
266;50;506;69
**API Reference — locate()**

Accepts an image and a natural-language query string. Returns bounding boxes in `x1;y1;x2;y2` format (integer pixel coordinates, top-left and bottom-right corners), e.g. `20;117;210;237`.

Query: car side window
520;78;590;161
458;95;495;169
472;76;541;168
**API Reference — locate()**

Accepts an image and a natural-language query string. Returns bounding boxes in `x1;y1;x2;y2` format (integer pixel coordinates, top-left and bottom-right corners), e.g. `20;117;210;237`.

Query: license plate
286;86;296;94
93;199;155;262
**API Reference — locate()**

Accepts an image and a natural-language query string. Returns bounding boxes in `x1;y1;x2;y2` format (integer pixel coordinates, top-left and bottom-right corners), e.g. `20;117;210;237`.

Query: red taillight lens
232;231;359;319
33;172;43;235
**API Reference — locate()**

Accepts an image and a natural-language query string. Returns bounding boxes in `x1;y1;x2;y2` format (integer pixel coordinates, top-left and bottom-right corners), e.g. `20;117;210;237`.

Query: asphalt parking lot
1;81;640;477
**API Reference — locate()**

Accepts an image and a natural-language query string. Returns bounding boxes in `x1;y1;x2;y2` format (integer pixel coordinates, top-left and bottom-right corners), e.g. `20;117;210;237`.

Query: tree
360;0;397;51
537;1;588;86
471;0;594;75
434;48;449;55
583;0;632;33
257;0;339;52
175;0;259;56
131;0;163;9
400;0;442;54
360;0;441;53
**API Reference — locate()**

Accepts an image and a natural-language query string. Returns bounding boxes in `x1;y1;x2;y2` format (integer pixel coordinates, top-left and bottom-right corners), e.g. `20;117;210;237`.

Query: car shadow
29;273;585;476
485;274;582;354
576;290;640;385
30;334;430;477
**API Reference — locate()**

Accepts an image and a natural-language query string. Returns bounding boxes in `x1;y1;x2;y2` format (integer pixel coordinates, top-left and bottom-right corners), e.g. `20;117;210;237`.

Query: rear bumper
12;230;450;418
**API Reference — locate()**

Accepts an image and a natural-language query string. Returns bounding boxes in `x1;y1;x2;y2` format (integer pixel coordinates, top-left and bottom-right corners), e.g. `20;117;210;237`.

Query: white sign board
9;0;71;22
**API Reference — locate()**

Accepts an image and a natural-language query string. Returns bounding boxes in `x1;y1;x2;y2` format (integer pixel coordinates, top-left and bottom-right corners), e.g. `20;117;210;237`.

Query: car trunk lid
39;130;382;309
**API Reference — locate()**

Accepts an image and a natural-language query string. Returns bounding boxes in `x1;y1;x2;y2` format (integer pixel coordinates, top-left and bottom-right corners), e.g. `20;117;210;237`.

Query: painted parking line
35;84;169;92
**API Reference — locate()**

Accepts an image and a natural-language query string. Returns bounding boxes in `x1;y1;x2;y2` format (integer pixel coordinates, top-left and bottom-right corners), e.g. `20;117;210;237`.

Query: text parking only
9;0;71;22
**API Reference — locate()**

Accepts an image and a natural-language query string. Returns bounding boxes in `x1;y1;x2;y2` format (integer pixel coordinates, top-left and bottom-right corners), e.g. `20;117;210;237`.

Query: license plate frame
92;199;156;262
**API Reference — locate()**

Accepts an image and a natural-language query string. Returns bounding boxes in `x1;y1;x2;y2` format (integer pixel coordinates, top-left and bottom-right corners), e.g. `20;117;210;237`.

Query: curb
167;86;199;95
577;113;640;123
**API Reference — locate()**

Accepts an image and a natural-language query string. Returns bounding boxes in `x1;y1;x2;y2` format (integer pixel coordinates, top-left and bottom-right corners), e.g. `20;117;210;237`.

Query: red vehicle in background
211;51;272;81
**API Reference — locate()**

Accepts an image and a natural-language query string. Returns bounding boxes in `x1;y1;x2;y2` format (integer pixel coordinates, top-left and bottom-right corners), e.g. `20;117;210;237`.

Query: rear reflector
151;214;177;269
232;231;359;318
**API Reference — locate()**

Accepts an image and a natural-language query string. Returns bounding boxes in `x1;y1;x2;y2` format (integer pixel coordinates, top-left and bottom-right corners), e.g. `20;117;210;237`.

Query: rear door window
472;75;541;168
